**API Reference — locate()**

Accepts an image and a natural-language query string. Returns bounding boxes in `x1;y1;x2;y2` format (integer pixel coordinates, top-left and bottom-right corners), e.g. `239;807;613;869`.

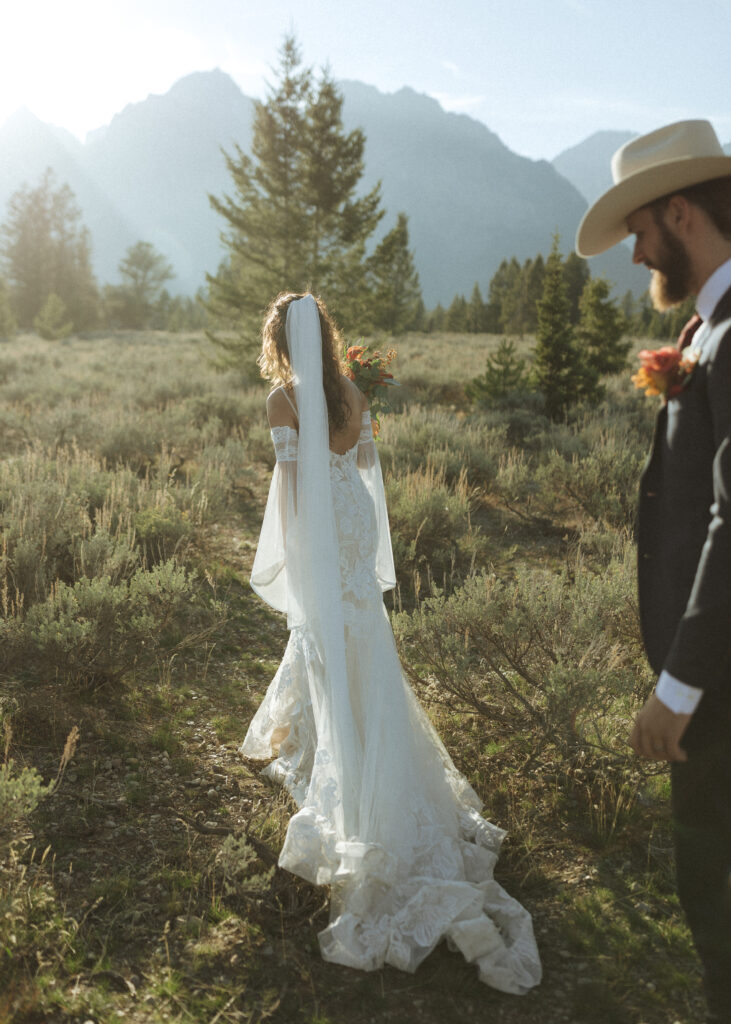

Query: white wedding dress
242;407;541;994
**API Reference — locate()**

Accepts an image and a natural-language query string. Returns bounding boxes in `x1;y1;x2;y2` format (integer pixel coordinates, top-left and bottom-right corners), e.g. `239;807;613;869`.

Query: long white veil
253;296;362;848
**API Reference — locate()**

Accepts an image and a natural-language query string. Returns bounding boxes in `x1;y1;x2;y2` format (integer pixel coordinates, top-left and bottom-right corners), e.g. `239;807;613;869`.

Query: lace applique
271;425;298;462
358;410;373;446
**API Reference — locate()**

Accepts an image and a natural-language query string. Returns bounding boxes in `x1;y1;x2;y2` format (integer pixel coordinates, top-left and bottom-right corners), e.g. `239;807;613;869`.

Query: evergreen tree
467;282;487;333
0;169;98;330
502;256;546;336
105;241;175;329
368;213;423;333
484;258;520;333
428;303;447;332
575;277;631;375
0;278;16;341
33;293;73;340
525;254;546;333
466;338;529;405
533;235;599;419
207;35;382;361
562;250;590;325
446;294;469;332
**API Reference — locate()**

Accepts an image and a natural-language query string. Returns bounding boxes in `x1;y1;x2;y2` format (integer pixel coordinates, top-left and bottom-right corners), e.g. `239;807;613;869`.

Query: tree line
0;32;690;352
430;246;694;341
0;169;207;340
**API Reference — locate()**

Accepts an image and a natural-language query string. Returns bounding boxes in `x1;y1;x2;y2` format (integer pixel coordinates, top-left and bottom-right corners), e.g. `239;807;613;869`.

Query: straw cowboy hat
575;119;731;257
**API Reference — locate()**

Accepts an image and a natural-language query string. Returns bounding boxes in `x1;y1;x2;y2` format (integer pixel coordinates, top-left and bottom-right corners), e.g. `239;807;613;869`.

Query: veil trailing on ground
246;295;541;993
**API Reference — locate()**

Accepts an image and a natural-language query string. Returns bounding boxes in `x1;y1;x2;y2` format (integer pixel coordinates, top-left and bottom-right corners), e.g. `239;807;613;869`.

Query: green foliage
466;282;487;332
207;34;383;361
465;338;530;406
385;462;484;600
0;278;16;341
33;292;73;339
105;241;175;329
533;234;601;419
0;168;98;330
394;546;652;769
377;404;500;487
214;834;275;896
494;409;651;531
562;250;591;323
368;213;423;333
13;560;195;688
0;759;50;836
576;277;631;376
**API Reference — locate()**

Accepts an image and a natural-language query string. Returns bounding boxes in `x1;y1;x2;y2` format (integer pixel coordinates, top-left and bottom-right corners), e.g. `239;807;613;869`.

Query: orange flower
632;346;698;400
346;345;366;361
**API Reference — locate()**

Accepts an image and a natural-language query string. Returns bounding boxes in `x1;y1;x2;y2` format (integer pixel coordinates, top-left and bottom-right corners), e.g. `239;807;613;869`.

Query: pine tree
562;250;590;325
428;303;447;332
575;277;630;375
484;258;520;333
105;241;175;329
533;235;599;419
466;339;529;405
0;169;98;330
0;278;16;341
525;254;546;333
368;213;423;333
466;282;487;333
33;293;73;340
446;294;469;332
207;35;382;361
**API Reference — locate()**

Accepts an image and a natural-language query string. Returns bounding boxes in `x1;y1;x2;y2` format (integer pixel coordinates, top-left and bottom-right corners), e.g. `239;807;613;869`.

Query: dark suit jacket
637;283;731;738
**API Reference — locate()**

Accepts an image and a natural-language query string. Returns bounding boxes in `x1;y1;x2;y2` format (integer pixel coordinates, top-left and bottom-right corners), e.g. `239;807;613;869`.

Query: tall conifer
207;35;382;361
533;235;598;419
368;213;423;333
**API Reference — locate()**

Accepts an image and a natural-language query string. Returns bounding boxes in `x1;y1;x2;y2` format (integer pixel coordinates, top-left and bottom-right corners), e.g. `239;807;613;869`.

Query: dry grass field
0;329;706;1024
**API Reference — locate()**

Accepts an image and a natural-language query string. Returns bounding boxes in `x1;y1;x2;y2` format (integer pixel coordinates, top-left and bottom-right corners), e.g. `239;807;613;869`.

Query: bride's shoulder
266;386;297;429
340;374;368;412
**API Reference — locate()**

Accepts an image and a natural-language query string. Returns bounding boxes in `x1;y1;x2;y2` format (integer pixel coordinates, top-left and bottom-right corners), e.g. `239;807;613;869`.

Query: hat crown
611;119;724;185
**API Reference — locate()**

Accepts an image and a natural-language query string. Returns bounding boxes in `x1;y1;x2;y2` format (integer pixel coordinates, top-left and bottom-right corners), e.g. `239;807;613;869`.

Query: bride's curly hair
258;292;351;433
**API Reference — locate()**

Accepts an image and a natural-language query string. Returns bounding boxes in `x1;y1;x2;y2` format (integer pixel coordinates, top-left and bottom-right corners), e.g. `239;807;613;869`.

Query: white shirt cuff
655;670;703;714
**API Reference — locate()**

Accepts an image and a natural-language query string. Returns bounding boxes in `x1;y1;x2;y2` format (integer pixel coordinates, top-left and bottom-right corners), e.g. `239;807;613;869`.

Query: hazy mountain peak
0;72;645;300
552;130;636;204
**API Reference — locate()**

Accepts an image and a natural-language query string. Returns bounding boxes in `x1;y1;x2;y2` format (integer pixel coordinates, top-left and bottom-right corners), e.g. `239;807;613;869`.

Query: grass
0;328;707;1024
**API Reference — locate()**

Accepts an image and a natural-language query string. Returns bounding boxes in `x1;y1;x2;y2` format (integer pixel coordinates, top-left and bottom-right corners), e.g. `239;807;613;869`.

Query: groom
576;120;731;1022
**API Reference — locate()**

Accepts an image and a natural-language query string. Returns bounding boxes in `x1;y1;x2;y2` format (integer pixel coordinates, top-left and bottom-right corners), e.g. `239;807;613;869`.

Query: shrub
385;461;484;602
10;560;196;688
393;544;652;770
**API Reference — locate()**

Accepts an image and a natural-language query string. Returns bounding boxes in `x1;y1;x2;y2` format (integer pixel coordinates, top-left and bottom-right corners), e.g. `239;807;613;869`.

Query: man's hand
628;693;691;762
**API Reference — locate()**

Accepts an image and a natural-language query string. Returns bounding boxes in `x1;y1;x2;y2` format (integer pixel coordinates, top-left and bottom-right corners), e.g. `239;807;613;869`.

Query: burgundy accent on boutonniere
631;344;699;401
676;313;703;351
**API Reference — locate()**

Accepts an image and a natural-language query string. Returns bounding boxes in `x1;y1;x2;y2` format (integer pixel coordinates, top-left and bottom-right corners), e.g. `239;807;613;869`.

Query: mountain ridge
0;71;647;304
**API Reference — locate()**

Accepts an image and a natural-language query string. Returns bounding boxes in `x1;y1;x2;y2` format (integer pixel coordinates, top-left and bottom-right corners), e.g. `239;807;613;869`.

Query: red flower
632;346;698;401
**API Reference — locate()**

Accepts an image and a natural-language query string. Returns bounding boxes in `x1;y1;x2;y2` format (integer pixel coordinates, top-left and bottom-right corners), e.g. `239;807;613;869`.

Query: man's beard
647;221;693;311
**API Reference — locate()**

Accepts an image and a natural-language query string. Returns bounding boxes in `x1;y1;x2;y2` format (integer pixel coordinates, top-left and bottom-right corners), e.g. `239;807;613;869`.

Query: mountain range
4;70;716;307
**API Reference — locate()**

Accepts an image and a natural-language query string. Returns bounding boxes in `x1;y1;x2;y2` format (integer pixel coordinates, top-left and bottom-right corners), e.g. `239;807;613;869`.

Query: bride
241;292;541;993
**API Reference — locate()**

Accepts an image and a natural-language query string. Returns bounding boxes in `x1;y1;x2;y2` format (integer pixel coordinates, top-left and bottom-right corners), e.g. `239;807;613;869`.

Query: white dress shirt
655;256;731;714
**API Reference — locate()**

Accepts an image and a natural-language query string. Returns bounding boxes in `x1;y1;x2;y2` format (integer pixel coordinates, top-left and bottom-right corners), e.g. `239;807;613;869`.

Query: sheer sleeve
357;411;396;592
250;426;300;620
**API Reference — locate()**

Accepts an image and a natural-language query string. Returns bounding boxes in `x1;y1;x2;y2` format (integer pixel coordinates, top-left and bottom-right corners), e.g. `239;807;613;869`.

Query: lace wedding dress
242;407;541;994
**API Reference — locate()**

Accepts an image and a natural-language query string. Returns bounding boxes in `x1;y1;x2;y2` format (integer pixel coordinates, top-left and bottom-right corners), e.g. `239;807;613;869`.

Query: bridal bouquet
343;343;399;435
631;346;699;401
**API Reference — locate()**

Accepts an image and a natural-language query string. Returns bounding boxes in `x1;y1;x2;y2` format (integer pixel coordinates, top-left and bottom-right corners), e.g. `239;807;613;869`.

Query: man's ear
665;193;692;233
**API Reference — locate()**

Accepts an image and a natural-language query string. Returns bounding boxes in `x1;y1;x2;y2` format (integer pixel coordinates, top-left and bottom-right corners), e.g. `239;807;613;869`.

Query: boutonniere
631;346;699;402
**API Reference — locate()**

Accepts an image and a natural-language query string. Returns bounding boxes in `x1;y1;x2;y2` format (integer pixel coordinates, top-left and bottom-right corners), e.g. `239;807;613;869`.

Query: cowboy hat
575;119;731;257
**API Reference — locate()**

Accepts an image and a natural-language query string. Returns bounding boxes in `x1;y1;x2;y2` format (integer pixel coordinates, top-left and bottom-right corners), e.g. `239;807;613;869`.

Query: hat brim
575;156;731;257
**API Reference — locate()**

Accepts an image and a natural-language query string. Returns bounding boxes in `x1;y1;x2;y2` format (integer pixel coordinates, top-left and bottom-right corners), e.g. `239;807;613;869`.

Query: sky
1;0;730;160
